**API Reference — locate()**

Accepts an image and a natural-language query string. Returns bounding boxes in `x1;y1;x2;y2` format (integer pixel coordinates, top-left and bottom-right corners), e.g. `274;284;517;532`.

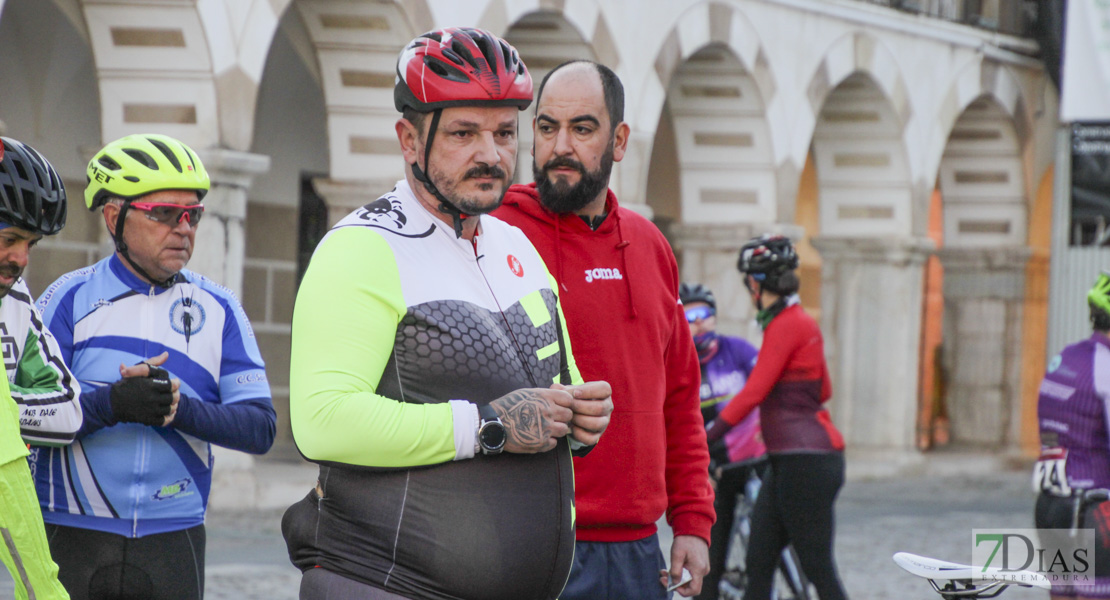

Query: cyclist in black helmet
708;234;849;600
0;137;78;600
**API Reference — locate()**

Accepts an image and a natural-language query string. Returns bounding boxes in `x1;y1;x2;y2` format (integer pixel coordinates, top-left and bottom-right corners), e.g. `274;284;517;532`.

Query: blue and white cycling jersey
29;254;275;537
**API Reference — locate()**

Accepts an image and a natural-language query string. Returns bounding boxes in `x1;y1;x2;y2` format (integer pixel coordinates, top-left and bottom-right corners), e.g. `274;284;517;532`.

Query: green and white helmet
85;133;209;210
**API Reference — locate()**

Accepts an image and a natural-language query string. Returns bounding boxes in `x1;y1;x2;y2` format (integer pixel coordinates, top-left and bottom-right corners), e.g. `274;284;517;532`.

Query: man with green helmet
0;136;79;600
1034;271;1110;598
30;133;276;600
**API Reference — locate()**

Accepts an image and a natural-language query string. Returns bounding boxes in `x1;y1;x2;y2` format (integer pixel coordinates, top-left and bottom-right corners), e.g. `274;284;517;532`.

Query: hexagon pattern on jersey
384;288;564;403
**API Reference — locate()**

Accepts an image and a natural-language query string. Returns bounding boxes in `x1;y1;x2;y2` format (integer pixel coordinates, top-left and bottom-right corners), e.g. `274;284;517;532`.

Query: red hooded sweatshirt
492;183;714;544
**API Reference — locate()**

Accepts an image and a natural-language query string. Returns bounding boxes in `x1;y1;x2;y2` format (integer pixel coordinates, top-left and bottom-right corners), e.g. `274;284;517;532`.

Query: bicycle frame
718;464;812;600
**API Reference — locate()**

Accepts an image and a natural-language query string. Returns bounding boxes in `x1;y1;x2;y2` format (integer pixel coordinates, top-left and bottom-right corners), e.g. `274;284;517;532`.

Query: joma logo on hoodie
584;268;623;283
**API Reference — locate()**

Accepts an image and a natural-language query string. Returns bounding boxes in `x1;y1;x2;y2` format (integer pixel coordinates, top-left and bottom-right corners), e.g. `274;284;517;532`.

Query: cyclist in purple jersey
1036;271;1110;599
681;283;763;600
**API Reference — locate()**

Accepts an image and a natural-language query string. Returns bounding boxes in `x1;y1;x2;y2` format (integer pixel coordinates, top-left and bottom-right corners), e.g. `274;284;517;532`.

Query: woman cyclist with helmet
706;234;849;600
1034;271;1110;600
680;282;763;600
0;137;75;600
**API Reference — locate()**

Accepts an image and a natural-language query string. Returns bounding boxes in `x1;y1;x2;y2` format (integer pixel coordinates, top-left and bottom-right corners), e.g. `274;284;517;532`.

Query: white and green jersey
288;179;583;600
0;278;80;463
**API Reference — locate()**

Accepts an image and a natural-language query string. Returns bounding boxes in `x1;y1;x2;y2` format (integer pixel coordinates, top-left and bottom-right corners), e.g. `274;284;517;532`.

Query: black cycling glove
109;367;173;426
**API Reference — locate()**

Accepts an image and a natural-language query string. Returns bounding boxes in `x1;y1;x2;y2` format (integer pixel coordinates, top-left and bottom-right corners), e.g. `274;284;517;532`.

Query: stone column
190;149;271;296
811;236;934;473
936;247;1030;450
191;149;271;510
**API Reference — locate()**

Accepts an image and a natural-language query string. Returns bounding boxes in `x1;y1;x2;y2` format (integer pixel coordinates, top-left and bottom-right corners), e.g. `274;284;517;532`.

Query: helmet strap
745;275;765;311
409;108;469;238
112;200;177;289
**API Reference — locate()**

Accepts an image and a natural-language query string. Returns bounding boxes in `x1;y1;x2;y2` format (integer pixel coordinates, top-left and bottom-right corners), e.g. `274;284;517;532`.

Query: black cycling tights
743;452;848;600
45;523;205;600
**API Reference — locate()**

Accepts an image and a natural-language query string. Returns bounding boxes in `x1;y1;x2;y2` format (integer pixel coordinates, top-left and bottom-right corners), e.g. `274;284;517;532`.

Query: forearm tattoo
497;390;554;452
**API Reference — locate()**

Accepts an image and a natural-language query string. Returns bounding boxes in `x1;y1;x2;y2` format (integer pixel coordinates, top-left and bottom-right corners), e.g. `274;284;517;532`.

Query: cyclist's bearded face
533;139;614;215
0;226;38;298
430;163;511;216
424;106;518;216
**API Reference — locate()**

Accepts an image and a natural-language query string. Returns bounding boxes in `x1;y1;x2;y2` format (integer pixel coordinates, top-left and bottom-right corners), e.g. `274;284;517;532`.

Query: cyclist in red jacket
706;234;848;600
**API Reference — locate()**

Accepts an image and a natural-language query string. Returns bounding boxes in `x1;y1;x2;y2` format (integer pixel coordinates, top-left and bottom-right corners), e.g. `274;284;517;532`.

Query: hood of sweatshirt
498;183;638;318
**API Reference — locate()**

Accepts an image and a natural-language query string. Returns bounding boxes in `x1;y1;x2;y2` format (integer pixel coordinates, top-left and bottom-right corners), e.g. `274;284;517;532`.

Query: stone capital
935;246;1032;272
199;149;271;190
671;222;804;252
811;235;935;266
936;246;1032;300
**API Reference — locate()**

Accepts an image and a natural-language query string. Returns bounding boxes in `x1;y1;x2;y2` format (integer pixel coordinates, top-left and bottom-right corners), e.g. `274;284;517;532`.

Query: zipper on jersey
471;233;541;388
132;283;157;537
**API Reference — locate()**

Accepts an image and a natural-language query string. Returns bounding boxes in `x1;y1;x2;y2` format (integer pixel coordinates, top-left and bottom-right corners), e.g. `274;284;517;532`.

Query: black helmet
737;234;798;278
679;283;716;309
0;137;67;235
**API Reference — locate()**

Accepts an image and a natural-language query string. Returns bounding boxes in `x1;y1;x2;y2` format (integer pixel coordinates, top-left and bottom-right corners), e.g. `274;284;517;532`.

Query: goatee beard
429;164;510;216
533;145;613;215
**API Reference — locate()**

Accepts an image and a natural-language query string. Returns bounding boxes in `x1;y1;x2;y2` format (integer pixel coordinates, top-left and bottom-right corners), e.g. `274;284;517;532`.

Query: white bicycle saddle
893;552;1051;590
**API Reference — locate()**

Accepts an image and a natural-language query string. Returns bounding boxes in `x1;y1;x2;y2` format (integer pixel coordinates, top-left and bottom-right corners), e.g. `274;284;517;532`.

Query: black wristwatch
477;404;506;455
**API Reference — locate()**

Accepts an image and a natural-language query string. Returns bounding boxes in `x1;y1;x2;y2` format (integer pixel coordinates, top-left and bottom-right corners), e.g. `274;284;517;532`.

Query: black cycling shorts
1036;492;1110;598
45;523;205;600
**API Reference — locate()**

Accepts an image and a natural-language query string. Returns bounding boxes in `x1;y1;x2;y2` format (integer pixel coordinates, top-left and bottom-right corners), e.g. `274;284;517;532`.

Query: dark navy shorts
559;534;670;600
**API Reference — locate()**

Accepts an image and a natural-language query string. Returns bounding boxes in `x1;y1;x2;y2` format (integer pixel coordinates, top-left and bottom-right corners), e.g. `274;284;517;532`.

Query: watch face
479;421;506;452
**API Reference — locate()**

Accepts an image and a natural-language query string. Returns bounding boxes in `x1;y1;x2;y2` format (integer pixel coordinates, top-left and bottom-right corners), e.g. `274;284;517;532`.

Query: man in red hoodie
492;60;714;599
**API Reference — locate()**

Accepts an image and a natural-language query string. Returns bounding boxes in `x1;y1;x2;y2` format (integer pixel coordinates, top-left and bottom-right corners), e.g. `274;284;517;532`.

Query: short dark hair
536;60;624;130
402;106;428;139
1092;304;1110;332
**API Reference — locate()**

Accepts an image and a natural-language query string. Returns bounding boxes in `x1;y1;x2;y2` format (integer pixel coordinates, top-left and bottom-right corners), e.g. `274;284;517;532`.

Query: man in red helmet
282;28;613;600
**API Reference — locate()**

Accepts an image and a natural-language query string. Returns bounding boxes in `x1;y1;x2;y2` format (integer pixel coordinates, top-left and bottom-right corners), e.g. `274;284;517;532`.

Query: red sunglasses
130;202;205;227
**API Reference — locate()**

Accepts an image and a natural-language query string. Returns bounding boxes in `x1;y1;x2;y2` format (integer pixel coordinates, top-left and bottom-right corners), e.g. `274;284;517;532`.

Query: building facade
0;0;1061;478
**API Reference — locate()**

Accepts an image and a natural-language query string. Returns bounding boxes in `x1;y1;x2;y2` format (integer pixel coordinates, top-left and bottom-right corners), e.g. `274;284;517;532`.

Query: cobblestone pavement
2;466;1047;600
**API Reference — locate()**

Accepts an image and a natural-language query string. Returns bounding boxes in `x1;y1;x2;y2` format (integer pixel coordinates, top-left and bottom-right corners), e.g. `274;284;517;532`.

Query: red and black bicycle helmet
394;27;533;112
0;137;67;236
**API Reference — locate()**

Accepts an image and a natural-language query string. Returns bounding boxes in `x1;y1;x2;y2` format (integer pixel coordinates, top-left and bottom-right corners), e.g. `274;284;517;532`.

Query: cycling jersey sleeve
742;340;759;378
290;227;464;468
718;319;796;427
11;304;82;446
172;395;275;454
